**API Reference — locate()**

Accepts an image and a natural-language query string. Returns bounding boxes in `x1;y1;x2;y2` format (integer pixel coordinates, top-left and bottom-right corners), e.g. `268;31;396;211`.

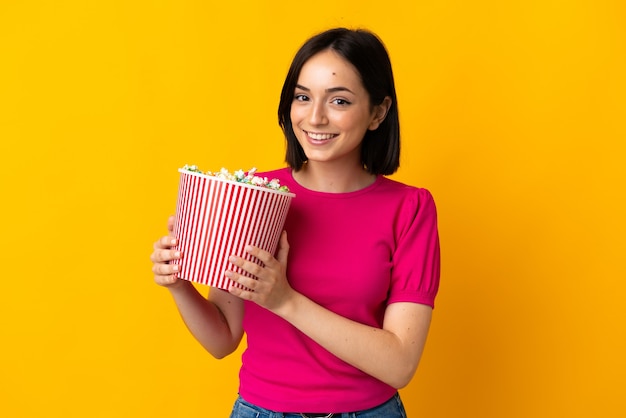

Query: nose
308;101;328;126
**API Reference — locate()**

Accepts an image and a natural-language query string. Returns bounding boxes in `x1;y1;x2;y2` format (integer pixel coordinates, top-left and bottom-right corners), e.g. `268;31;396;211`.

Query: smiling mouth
305;131;337;141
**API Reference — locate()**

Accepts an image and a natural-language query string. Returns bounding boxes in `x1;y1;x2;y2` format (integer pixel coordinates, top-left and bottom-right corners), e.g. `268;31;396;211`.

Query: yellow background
1;1;624;417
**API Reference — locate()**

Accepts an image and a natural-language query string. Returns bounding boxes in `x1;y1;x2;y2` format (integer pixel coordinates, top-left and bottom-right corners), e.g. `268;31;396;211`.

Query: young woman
150;28;440;418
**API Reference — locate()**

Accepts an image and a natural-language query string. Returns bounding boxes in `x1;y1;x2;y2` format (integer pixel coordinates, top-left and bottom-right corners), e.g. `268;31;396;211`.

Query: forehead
297;49;363;88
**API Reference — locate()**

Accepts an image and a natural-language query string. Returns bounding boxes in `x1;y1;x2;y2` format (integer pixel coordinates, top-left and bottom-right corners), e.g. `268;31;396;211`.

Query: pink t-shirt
238;168;440;413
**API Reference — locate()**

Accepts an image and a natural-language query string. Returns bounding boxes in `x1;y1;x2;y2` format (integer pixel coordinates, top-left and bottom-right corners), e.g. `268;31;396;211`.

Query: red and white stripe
171;170;294;290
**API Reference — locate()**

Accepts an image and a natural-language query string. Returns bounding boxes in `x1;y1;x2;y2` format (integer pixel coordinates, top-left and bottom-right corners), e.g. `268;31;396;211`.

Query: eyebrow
295;84;355;94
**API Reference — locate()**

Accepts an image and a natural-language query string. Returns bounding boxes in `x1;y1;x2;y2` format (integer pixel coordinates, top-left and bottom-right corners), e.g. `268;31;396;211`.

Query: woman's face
290;49;385;168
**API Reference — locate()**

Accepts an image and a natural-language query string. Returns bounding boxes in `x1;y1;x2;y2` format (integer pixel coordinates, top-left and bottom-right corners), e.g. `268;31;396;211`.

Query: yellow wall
1;1;624;417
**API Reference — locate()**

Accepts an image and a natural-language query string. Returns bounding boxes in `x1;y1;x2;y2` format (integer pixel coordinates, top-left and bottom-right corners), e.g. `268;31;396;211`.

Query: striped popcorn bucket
171;169;294;290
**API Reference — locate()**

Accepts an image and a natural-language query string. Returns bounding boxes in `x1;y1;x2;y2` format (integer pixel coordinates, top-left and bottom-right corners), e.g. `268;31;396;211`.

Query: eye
294;93;309;102
331;98;351;106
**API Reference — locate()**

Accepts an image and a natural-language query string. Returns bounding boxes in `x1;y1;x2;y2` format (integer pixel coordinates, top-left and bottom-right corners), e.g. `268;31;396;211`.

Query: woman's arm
165;280;244;359
151;217;245;358
227;232;432;388
278;295;431;389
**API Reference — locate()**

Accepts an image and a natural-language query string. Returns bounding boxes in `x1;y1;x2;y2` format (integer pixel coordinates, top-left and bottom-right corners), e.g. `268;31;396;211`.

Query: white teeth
307;132;335;140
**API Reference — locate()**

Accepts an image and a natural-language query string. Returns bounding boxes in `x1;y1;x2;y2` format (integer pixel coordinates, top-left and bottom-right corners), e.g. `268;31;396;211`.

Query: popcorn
173;165;295;290
181;164;290;193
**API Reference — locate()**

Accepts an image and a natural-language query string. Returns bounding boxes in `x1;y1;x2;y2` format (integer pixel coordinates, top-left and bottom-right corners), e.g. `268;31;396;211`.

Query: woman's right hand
150;215;183;287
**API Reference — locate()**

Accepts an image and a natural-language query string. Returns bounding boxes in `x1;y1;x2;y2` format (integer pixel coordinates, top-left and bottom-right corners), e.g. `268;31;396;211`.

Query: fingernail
174;251;181;258
245;245;253;252
229;255;238;263
172;265;179;272
171;239;177;245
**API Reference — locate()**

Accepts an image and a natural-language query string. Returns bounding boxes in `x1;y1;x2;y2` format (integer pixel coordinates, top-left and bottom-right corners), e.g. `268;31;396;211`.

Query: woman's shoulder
377;176;436;204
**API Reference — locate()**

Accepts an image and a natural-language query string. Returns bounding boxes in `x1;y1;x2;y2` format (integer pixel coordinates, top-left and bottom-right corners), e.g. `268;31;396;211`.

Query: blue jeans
229;393;407;418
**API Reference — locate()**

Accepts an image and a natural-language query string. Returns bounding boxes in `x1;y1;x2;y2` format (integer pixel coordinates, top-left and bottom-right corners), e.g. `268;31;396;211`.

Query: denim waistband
229;392;407;418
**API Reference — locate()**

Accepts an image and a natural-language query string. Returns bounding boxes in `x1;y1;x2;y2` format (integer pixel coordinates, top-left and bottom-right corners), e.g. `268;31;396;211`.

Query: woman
151;27;440;418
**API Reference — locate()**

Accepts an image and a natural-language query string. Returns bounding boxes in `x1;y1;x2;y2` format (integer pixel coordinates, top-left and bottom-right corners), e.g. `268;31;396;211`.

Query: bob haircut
278;28;401;175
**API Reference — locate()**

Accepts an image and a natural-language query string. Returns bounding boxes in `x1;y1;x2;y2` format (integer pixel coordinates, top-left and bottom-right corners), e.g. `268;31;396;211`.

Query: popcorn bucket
171;169;294;290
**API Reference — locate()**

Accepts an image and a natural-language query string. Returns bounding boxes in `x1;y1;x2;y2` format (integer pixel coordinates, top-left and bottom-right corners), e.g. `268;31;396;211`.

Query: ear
368;96;392;130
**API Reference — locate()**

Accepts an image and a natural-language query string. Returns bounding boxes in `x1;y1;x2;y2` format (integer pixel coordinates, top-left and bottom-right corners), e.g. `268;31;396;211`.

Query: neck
293;161;376;193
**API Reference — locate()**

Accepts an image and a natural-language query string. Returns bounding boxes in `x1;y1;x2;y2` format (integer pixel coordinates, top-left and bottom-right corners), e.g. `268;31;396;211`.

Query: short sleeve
388;188;440;308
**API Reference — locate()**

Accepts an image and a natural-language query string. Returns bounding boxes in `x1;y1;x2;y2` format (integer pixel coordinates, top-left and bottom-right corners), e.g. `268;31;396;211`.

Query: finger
154;273;179;287
228;283;252;300
225;270;258;291
152;261;180;276
227;276;260;301
229;255;263;277
150;248;182;263
243;245;276;268
276;231;289;265
167;215;175;233
154;235;178;250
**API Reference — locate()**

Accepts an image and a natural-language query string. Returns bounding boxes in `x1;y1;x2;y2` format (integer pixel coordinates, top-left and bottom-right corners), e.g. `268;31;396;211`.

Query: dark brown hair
278;28;400;175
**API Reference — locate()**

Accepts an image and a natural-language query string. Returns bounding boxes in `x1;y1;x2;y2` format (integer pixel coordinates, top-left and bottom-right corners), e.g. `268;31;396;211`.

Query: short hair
278;28;401;175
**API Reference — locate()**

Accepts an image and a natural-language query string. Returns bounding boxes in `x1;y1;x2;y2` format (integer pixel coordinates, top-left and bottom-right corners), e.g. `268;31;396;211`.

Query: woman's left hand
225;231;294;311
